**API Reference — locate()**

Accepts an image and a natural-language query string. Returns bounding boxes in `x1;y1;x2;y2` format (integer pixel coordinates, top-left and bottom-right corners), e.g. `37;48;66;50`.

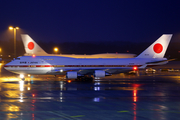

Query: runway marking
154;110;180;113
137;109;180;113
71;115;85;118
117;110;129;113
47;111;79;120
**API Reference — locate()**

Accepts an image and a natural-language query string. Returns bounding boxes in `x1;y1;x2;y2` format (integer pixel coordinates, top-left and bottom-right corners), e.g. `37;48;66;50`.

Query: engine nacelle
94;70;105;77
66;72;77;79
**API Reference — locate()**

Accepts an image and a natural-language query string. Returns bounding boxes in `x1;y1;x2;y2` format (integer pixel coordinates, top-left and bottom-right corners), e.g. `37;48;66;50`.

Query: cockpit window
15;58;20;60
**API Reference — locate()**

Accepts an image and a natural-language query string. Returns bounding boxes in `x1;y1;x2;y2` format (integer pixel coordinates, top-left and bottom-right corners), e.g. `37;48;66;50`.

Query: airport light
54;47;59;54
0;48;2;56
9;27;13;30
9;26;19;58
133;66;138;71
67;80;72;83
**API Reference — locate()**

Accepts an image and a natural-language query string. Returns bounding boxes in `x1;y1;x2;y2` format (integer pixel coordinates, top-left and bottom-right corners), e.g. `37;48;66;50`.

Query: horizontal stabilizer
146;59;175;64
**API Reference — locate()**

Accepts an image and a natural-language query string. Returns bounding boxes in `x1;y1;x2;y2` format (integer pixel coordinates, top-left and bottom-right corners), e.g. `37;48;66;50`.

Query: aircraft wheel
75;76;93;82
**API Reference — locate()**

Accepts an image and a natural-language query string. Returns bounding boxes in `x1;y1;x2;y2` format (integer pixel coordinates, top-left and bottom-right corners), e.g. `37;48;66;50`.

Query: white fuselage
4;56;167;75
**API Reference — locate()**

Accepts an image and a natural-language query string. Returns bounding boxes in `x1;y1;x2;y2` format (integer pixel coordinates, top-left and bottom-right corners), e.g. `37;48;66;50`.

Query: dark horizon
0;37;179;60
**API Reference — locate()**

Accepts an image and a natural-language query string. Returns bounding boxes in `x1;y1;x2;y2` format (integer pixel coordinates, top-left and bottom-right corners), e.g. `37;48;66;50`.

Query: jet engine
94;70;106;77
66;72;77;79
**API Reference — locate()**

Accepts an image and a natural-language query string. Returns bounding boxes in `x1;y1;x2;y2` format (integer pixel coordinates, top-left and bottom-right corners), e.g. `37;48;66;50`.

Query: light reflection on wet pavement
0;65;180;119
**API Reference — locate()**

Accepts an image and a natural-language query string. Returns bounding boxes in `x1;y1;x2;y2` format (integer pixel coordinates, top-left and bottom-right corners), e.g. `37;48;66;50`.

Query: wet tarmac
1;63;180;120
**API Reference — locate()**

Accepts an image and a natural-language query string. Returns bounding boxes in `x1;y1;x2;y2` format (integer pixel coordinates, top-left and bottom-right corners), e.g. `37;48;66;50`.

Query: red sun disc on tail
153;43;163;53
28;42;34;50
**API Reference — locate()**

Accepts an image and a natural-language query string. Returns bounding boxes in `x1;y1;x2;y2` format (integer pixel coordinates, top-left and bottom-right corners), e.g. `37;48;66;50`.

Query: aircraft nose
4;65;9;70
4;63;11;71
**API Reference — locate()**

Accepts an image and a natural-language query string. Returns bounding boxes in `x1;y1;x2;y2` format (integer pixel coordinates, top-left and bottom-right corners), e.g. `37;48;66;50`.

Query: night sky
1;0;180;42
1;0;180;57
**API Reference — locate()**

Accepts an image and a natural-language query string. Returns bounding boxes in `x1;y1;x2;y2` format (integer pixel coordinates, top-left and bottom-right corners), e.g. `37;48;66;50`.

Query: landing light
20;74;24;79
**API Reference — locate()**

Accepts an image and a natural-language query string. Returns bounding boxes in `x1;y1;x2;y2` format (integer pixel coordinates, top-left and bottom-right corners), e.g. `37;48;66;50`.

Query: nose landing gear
20;74;25;81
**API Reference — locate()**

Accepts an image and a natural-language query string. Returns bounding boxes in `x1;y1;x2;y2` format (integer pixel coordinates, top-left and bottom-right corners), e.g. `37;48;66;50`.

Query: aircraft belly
105;68;132;74
65;67;134;74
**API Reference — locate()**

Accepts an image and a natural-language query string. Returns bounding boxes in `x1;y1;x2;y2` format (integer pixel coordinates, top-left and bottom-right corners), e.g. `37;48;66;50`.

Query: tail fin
21;34;48;55
136;34;172;58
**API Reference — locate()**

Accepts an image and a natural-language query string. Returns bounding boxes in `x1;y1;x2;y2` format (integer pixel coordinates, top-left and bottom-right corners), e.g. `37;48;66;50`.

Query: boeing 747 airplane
21;34;136;58
4;34;172;81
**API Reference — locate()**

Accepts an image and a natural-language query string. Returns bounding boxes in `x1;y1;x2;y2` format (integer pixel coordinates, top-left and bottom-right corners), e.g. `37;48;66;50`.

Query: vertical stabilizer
21;34;48;55
136;34;172;58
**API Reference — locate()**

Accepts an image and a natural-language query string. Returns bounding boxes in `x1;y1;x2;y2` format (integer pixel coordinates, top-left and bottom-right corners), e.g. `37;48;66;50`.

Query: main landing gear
75;76;93;82
20;74;25;81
